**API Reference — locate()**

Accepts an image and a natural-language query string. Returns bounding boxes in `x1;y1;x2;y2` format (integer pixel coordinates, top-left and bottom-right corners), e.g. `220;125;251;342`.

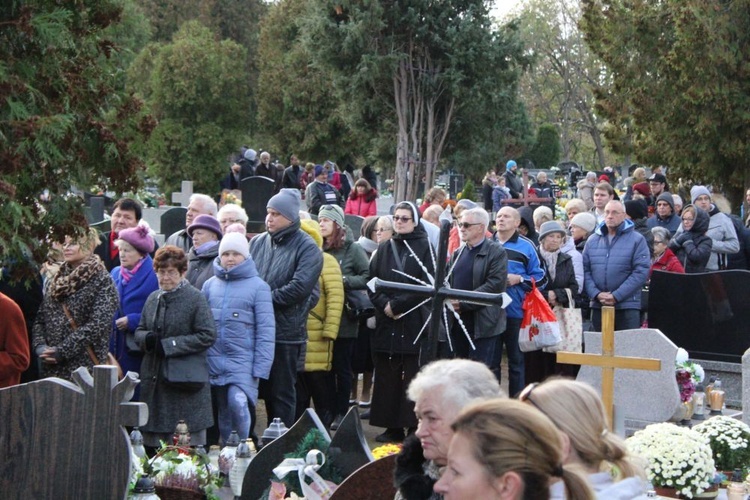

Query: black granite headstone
84;196;105;224
160;207;187;240
344;215;365;240
649;270;750;362
328;454;397;500
328;406;374;478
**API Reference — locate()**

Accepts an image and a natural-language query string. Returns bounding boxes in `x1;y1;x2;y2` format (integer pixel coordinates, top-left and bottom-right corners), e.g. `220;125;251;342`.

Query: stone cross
171;180;194;207
368;219;511;363
556;306;661;428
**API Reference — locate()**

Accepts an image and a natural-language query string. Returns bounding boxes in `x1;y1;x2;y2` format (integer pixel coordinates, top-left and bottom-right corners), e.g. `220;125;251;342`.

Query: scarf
120;256;146;285
539;247;560;282
194;240;219;256
356;236;379;255
48;254;105;301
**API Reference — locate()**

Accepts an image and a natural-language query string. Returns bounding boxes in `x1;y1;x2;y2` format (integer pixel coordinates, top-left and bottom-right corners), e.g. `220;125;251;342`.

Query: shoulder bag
543;288;583;353
62;304;123;379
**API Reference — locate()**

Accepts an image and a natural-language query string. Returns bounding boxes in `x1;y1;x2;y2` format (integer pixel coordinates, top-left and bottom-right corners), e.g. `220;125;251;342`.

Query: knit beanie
538;220;566;241
218;232;249;259
656;192;675;212
267;188;301;222
570;212;597;234
691;185;711;204
318;204;345;228
314;164;325;177
625;199;648;220
117;222;155;255
187;214;223;239
506;160;517;171
632;182;650;197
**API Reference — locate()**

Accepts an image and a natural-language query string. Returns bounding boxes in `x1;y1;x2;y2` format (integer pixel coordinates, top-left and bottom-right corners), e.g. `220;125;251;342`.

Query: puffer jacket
186;243;219;291
201;256;275;405
325;234;370;340
583;218;650;310
301;220;344;371
669;205;713;273
249;219;324;343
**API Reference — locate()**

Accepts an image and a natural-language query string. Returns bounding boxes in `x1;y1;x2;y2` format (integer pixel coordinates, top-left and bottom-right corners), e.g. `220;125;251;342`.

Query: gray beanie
570;212;597;234
691;185;711;204
538;220;566;241
219;232;249;259
318;204;345;228
656;192;675;212
267;188;301;222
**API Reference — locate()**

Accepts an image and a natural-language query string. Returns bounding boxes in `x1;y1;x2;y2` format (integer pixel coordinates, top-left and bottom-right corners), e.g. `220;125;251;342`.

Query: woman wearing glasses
669;205;712;273
135;246;216;449
518;379;648;499
368;202;435;443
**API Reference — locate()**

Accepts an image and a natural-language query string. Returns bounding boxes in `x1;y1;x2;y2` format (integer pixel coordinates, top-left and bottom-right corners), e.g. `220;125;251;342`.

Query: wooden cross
556;307;661;428
171;180;194;207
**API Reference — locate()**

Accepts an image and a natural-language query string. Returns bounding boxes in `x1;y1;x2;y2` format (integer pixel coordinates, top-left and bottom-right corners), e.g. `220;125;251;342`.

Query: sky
491;0;524;21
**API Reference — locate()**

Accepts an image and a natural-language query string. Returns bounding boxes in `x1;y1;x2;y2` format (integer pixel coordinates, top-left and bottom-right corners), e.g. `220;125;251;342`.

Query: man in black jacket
442;208;507;380
249;188;323;428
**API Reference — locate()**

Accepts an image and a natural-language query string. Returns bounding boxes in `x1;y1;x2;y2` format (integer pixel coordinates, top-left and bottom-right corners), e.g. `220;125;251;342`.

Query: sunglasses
392;216;412;222
456;222;481;229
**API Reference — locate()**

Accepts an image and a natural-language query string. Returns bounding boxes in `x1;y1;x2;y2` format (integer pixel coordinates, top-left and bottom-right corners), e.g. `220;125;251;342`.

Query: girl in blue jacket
202;232;275;443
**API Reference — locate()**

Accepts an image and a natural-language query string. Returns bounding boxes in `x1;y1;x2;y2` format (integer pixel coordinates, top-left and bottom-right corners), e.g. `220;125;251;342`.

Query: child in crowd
492;176;511;214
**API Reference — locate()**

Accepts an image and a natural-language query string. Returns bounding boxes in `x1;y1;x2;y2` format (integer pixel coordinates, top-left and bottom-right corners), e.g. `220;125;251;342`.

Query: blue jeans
261;343;302;428
214;384;252;443
498;317;524;397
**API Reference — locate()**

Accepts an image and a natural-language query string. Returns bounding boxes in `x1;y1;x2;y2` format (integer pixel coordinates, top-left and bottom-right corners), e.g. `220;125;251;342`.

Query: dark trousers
592;308;641;331
295;371;335;429
369;352;418;430
439;331;501;380
498;317;524;397
261;343;302;428
332;338;355;416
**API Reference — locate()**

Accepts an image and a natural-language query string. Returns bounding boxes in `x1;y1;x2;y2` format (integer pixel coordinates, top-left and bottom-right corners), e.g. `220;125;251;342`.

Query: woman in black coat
669;205;713;273
525;221;580;384
368;202;435;443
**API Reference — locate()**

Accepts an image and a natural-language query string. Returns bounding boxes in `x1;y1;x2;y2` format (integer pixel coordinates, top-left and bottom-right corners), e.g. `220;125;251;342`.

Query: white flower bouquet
693;416;750;472
626;422;715;498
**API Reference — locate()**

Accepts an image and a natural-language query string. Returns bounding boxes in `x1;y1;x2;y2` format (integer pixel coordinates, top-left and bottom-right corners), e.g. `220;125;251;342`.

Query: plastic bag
518;279;561;352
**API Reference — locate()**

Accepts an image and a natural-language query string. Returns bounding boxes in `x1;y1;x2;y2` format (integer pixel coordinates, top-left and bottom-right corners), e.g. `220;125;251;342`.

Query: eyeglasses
376;227;392;232
156;269;181;278
654;239;665;245
392;216;412;222
682;217;695;222
457;222;482;229
219;218;243;225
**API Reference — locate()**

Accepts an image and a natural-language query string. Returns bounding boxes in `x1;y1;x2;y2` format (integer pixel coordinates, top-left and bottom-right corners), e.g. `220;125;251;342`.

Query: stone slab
328;406;374;478
329;454;397;500
695;358;741;408
241;177;275;223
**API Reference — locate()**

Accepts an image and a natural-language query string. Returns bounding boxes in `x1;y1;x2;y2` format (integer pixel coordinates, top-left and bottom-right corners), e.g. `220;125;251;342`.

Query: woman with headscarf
669;205;712;273
33;228;119;381
368;202;435;443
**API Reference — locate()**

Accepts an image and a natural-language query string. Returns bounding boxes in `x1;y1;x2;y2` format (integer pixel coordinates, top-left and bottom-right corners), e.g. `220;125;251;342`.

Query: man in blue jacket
492;207;546;397
583;200;650;331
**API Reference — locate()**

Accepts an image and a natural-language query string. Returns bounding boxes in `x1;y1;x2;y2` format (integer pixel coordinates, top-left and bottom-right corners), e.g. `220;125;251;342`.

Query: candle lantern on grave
709;378;725;414
229;439;256;497
172;419;190;447
128;474;161;500
130;426;147;459
219;430;240;476
261;418;289;448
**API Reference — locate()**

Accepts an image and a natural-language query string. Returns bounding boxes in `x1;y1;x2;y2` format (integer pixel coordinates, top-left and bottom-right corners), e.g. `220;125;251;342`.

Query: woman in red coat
649;226;685;279
345;179;378;217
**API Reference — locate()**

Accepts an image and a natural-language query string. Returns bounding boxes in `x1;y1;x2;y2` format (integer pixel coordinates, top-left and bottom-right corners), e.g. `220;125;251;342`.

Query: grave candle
709;378;725;414
692;384;706;420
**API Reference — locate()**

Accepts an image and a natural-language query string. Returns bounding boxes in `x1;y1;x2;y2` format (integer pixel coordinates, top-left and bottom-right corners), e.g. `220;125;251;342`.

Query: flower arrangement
693;416;750;473
371;443;402;459
220;189;242;207
676;347;705;402
626;422;715;498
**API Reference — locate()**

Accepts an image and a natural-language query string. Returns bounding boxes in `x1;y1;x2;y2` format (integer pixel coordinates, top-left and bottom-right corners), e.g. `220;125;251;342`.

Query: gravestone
171;180;194;207
328;406;374;478
743;348;750;427
241;176;275;234
576;328;679;435
329;454;398;500
0;366;147;499
84;196;105;224
90;219;111;233
345;215;365;239
160;207;187;242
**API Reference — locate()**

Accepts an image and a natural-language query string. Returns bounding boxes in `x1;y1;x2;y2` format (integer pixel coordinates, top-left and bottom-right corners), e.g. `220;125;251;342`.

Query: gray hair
651;226;672;243
462;207;489;229
189;193;218;216
586;171;597;181
218;203;248;224
407;359;504;414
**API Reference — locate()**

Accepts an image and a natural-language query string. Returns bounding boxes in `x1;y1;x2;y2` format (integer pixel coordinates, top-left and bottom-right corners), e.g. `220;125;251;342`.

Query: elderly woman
109;222;159;396
650;226;685;279
434;399;594;500
565;198;588;227
520;379;648;499
186;214;223;291
369;202;435;443
217;204;249;234
135;246;216;448
33;228;119;381
394;359;503;500
569;212;597;253
525;221;580;384
376;215;394;244
345;178;378;217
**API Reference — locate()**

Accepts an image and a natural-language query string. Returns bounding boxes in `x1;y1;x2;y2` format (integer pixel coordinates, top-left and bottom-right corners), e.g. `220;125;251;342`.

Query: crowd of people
2;153;748;498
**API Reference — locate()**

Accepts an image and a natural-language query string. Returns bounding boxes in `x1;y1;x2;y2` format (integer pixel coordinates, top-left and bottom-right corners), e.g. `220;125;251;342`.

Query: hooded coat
201;255;275;405
577;179;596;210
669;205;713;273
186;243;219;292
517;206;539;246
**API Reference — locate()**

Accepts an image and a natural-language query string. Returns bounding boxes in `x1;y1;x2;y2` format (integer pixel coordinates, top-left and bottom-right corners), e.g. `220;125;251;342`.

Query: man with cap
306;164;343;215
185;214;223;291
648;173;668;202
502;160;524;199
250;188;323;428
674;186;739;271
583;200;650;331
647;192;681;235
625;199;654;252
166;193;218;253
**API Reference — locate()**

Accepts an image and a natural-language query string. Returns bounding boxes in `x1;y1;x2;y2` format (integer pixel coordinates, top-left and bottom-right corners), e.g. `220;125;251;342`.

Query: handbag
62;304;123;379
344;288;374;320
162;353;210;392
518;279;561;352
543;288;583;353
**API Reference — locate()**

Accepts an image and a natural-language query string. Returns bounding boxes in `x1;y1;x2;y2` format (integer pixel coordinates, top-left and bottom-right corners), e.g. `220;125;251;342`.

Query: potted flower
627;422;715;498
672;348;705;421
693;416;750;475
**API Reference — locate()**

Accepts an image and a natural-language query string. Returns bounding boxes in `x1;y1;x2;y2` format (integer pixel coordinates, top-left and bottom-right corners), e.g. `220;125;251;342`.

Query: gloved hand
673;231;693;246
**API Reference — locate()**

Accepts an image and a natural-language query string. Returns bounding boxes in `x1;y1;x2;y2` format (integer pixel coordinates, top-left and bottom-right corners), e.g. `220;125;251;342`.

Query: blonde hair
453;399;594;500
76;227;100;254
632;167;646;183
528;379;646;480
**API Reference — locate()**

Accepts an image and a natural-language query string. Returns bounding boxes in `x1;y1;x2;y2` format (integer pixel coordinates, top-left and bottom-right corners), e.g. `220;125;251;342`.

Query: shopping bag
518;279;561;352
543;288;583;353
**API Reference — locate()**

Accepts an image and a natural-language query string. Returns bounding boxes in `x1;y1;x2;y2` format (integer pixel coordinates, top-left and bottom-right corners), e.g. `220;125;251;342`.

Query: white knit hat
218;232;249;259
